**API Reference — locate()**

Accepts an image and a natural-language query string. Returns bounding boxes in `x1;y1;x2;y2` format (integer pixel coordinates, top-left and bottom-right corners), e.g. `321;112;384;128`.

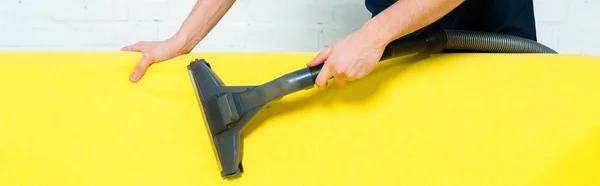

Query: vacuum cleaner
186;27;557;178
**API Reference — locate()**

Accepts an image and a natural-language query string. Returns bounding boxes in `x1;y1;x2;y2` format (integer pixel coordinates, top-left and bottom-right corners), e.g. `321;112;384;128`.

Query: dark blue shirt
365;0;537;41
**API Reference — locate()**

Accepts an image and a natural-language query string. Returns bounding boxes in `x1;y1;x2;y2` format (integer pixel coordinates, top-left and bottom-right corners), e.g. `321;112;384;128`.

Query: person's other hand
306;30;387;89
121;38;187;82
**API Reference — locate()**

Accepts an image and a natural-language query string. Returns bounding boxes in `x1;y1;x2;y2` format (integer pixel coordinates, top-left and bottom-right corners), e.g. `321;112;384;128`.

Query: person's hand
306;30;388;89
121;38;187;82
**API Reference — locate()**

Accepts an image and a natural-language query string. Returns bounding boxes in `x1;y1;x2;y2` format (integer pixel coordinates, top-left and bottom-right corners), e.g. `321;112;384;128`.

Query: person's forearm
359;0;464;47
170;0;236;53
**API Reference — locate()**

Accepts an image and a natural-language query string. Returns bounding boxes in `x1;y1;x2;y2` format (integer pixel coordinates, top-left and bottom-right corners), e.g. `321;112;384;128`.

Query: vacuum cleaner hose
443;30;557;54
192;27;559;179
380;28;557;61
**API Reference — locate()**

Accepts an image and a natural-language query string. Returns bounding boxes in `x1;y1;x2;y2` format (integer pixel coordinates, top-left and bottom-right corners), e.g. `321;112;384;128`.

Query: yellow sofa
1;51;600;185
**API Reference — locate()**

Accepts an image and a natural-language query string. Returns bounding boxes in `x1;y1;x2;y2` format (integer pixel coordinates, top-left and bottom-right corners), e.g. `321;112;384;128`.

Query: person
122;0;537;89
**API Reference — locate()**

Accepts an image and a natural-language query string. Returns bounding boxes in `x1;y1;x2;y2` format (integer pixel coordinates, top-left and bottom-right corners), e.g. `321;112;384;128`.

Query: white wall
0;0;599;55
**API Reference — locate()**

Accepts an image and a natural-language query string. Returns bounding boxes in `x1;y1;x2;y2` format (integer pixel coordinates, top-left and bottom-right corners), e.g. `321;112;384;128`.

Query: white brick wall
0;0;598;55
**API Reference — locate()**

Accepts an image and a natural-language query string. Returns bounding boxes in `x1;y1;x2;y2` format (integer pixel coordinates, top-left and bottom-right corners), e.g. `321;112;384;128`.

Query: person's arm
308;0;464;88
359;0;464;48
171;0;237;54
122;0;236;82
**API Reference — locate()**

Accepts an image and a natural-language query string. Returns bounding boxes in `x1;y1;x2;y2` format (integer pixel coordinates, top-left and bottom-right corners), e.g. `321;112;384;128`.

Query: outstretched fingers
121;42;143;52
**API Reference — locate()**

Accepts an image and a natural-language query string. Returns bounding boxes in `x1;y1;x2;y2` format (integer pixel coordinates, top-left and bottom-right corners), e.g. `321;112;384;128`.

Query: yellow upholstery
2;51;600;185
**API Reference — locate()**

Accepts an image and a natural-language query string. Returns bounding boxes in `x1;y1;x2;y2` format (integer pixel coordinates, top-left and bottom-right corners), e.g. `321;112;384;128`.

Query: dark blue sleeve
363;0;537;41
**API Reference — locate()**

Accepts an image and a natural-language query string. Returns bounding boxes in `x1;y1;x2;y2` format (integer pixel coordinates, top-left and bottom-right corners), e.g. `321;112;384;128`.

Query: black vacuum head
187;59;265;178
187;56;326;178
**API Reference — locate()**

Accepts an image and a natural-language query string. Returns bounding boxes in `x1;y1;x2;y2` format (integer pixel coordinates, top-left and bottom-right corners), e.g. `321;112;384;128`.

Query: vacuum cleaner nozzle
187;58;322;178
